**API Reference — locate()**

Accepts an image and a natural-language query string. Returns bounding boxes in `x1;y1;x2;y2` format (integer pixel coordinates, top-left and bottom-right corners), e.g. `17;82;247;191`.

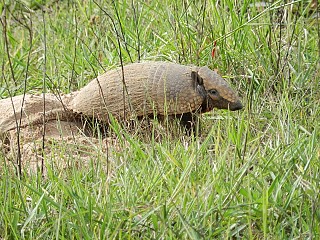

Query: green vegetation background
0;0;319;239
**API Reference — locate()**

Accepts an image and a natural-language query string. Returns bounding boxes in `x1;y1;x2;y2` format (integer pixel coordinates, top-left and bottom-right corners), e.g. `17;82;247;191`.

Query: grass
1;0;319;239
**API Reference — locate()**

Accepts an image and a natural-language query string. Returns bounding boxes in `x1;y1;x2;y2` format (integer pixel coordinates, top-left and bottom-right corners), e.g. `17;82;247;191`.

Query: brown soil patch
0;93;110;175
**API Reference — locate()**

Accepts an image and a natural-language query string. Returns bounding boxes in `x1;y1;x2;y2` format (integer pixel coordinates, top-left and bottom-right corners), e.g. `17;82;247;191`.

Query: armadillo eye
209;89;218;95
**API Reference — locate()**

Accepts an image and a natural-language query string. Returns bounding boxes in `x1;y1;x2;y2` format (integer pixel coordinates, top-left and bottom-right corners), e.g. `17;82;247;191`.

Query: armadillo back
69;62;205;122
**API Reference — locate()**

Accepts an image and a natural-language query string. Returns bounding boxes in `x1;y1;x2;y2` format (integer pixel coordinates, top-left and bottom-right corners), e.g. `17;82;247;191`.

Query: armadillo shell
0;94;72;135
69;62;204;122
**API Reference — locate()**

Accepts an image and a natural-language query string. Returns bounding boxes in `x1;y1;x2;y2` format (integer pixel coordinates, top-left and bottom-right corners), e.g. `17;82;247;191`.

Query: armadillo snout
229;100;243;111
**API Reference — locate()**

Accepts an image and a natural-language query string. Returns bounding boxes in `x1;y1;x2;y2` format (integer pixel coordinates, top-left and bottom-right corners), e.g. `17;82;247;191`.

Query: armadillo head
192;66;243;112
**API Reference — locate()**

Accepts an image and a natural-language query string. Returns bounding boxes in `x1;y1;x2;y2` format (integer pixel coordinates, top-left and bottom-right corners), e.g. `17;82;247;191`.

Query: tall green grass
1;0;319;238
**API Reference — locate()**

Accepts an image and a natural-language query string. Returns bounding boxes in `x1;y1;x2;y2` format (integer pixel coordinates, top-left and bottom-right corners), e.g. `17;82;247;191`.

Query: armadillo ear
191;70;203;85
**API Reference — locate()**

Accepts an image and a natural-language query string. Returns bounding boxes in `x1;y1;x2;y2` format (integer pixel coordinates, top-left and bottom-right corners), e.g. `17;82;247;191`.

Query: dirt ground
0;93;110;175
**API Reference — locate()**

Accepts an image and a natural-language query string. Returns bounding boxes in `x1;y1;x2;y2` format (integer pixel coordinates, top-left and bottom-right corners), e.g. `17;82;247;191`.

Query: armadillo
0;62;243;136
68;61;243;130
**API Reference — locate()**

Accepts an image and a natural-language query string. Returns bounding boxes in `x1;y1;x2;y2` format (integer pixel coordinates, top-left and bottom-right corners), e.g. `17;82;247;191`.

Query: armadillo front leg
179;112;201;136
